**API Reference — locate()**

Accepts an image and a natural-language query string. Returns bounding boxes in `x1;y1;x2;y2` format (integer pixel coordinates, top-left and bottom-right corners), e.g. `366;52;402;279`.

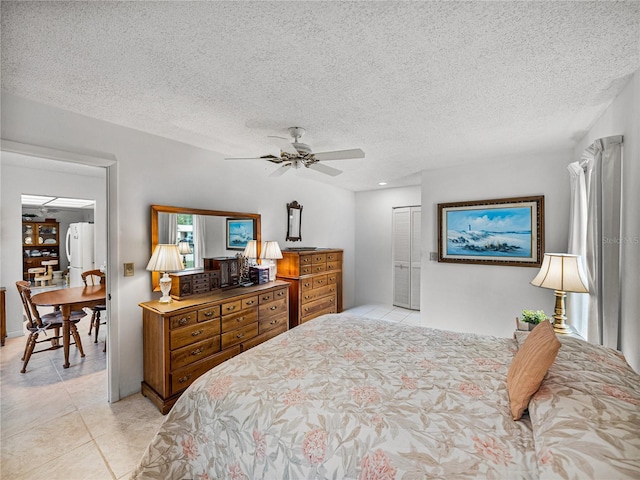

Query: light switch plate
124;263;134;276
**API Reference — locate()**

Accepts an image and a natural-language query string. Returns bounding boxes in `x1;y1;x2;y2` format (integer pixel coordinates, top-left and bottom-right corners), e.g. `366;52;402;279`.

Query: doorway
1;147;114;400
392;206;421;310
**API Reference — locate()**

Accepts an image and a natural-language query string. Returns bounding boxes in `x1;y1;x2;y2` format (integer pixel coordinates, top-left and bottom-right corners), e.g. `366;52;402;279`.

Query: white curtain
158;213;178;244
572;135;623;348
567;161;588;337
193;215;206;269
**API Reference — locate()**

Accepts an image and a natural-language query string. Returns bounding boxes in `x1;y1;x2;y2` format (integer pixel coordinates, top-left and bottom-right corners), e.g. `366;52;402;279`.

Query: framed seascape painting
226;218;255;250
438;196;544;267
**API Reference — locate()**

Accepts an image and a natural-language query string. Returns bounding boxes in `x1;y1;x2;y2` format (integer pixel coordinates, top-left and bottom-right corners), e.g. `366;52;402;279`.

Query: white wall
1;153;107;337
420;151;571;338
354;186;421;305
573;70;639;373
1;92;356;399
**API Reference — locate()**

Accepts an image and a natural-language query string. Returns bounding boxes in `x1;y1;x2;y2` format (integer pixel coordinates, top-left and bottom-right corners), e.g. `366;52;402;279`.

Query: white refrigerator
66;222;95;287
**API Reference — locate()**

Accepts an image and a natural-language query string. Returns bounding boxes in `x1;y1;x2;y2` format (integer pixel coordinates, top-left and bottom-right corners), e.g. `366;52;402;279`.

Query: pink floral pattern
302;429;327;465
359;449;397;480
134;315;640;479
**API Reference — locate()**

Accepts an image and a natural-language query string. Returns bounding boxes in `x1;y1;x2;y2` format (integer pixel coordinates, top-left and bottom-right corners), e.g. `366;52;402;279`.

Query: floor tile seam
77;407;119;479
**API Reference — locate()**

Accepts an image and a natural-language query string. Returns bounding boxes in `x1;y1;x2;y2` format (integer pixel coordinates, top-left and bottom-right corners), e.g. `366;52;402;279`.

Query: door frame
1;139;120;402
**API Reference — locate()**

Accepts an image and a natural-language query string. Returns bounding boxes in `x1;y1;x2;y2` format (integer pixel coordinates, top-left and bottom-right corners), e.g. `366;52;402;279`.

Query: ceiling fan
225;127;365;177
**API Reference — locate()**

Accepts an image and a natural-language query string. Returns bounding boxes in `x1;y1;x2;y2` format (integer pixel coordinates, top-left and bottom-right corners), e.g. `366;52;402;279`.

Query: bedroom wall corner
419;152;571;339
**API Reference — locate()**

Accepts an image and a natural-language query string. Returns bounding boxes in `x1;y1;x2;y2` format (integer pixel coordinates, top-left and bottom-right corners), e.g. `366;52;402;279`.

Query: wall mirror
150;205;261;291
286;201;302;242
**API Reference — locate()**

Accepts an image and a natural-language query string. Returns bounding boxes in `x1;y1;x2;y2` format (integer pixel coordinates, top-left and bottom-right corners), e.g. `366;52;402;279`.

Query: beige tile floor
0;303;417;479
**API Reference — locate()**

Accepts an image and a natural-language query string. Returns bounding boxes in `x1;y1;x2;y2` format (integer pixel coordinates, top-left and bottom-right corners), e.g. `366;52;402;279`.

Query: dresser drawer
244;323;287;350
327;273;338;285
258;291;274;304
258;297;287;318
326;261;340;272
273;287;288;301
301;284;337;305
312;253;327;264
301;294;337;321
221;300;242;315
242;296;258;309
300;254;313;266
301;278;314;291
311;264;326;274
222;308;258;332
169;310;198;329
198;305;220;322
301;265;313;275
170;346;240;395
312;274;328;289
221;322;259;350
326;252;341;263
170;337;220;370
259;311;288;334
170;320;220;350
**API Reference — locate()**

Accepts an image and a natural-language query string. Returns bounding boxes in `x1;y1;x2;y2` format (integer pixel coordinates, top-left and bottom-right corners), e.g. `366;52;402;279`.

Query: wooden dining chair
81;269;107;351
16;281;86;373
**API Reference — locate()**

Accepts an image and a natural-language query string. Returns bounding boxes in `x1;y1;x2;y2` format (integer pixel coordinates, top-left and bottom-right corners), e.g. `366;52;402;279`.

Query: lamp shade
531;253;588;293
243;240;258;259
260;241;283;260
146;244;185;273
177;241;192;255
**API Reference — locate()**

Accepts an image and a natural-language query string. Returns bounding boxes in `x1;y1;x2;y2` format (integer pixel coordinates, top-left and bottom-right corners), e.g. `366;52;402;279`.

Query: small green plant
521;309;550;325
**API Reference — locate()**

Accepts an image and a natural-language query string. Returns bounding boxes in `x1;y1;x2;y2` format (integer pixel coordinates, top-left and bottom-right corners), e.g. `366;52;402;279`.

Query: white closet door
410;207;421;310
393;207;411;308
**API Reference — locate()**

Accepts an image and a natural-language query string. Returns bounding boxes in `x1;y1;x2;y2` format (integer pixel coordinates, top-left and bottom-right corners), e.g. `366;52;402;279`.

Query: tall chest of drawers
276;249;343;328
140;280;289;414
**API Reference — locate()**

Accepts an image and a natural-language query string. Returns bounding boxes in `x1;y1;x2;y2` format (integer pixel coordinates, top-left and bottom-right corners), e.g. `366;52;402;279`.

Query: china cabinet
22;221;60;281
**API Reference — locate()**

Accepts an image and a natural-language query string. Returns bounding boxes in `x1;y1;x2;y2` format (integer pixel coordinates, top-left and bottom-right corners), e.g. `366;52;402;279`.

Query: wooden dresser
276;249;342;328
139;280;289;413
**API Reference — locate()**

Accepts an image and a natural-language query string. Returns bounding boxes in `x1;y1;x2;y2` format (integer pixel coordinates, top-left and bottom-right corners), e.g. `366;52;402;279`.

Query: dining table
31;284;106;368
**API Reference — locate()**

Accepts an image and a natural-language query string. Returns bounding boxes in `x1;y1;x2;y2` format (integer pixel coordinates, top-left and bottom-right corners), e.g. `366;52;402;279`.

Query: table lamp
530;253;589;334
260;241;283;281
243;240;258;266
177;240;192;268
146;244;184;303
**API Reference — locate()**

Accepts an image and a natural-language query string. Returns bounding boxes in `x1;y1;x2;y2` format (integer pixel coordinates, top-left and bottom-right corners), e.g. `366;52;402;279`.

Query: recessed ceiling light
21;194;56;205
46;197;95;208
378;182;387;186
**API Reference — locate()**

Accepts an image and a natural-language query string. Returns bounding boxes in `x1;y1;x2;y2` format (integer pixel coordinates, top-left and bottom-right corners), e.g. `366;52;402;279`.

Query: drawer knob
304;295;311;300
236;332;245;339
204;311;214;317
246;300;255;305
304;307;309;312
191;329;203;337
269;305;278;310
236;316;245;322
178;317;190;326
191;347;204;356
330;298;335;303
304;283;310;287
317;280;324;285
227;305;236;311
178;374;192;383
270;320;278;325
262;296;270;300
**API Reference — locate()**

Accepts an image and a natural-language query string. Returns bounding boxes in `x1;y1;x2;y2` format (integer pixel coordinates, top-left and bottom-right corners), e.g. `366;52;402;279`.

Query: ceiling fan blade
267;136;298;155
269;163;293;177
307;162;343;176
225;157;269;161
312;148;365;161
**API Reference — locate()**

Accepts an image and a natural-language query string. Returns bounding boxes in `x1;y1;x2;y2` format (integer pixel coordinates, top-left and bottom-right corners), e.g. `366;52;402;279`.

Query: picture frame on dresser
437;195;544;267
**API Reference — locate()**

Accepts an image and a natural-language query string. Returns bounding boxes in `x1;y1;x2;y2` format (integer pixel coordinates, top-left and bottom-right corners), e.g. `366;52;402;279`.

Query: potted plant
520;309;550;330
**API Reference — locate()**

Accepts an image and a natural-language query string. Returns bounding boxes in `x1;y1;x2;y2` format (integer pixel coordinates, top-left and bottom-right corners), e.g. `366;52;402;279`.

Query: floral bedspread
133;314;538;479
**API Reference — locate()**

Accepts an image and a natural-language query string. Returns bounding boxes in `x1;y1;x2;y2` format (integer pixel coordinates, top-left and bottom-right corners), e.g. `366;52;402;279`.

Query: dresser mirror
150;205;261;291
286;201;302;242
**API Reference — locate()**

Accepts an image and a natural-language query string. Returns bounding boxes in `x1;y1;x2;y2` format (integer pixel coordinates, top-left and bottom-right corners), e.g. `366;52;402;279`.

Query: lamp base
159;272;173;303
552;289;569;334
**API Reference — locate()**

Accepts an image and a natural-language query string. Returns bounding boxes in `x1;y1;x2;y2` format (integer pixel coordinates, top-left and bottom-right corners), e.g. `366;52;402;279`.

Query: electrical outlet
429;252;438;261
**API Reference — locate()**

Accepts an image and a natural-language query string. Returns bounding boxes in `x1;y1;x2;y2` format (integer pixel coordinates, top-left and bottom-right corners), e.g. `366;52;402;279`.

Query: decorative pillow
507;320;560;420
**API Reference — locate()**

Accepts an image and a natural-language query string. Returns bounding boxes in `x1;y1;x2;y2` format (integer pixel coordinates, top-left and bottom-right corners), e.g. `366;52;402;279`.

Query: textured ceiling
2;1;639;191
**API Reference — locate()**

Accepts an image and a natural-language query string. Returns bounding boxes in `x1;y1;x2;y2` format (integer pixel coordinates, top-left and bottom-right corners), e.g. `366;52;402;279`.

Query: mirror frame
286;200;302;242
150;205;261;291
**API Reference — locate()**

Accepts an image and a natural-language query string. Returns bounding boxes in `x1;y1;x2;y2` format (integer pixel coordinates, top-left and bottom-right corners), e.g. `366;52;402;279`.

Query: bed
132;313;640;479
